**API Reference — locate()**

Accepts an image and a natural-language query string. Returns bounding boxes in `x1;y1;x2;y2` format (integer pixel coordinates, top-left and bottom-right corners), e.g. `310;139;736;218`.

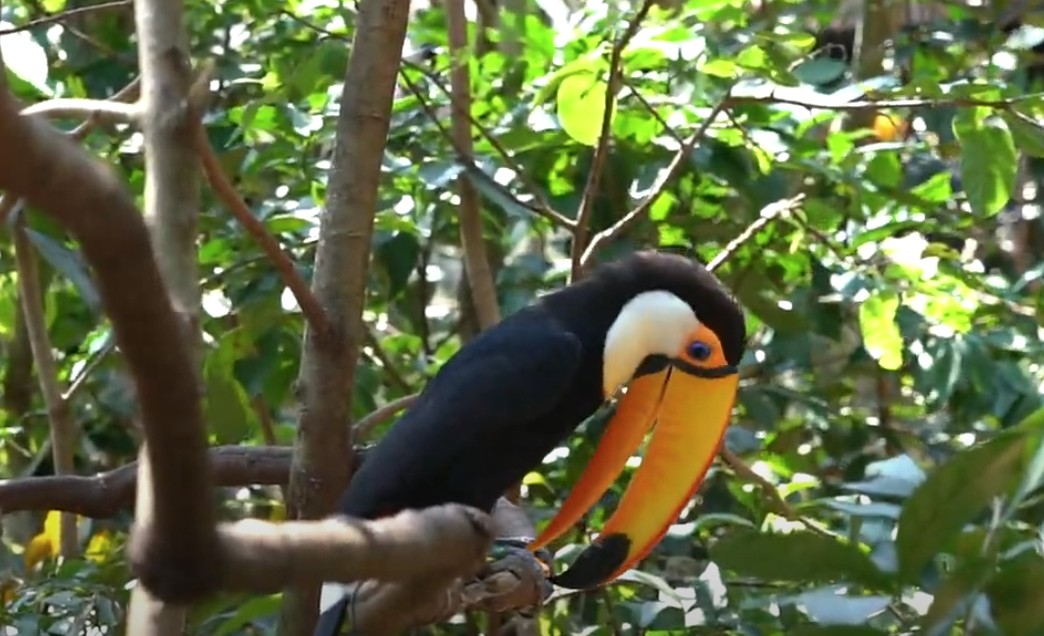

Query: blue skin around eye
687;341;712;361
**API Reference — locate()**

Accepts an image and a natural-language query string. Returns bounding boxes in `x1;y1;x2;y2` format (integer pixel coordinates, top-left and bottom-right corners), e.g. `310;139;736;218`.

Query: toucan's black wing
314;314;586;636
336;311;586;519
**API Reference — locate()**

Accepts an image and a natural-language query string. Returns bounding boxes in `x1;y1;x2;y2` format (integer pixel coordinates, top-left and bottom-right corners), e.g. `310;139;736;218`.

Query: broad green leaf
556;72;612;147
736;45;769;70
792;58;847;85
698;58;739;79
1005;406;1044;516
985;552;1044;636
953;108;1017;217
922;556;994;636
895;431;1029;583
1001;113;1044;158
710;530;891;590
534;54;606;106
858;290;903;370
25;229;102;314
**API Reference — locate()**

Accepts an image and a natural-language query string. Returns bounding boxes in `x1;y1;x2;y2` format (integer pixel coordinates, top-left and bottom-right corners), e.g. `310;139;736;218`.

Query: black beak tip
549;533;631;590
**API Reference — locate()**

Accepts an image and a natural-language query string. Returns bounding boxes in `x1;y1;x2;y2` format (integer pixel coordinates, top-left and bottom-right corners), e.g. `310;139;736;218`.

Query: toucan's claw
493;537;550;567
481;537;555;606
549;533;631;590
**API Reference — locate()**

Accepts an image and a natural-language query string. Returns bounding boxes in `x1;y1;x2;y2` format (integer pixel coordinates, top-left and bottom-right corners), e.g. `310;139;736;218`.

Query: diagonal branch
570;0;655;281
579;96;731;268
12;210;81;557
194;127;331;335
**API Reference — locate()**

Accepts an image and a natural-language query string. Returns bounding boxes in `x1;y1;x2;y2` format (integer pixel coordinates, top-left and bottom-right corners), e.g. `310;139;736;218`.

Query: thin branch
446;0;500;330
706;195;807;272
723;90;1044;114
279;10;574;232
579;96;732;268
0;445;292;517
400;59;574;230
353;393;419;441
62;333;116;402
19;98;140;123
571;0;655;281
12;212;81;557
0;0;132;35
720;446;830;537
364;329;412;394
194;127;331;336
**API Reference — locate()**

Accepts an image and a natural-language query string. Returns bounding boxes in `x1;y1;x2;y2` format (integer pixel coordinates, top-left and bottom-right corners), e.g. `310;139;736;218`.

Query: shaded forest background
1;0;1044;634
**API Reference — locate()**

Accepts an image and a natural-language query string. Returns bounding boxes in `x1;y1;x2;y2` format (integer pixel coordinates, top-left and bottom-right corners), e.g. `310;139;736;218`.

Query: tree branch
0;0;132;35
0;83;222;607
706;194;807;272
0;446;292;517
280;0;413;631
194;126;331;335
218;504;491;592
446;0;501;330
353;393;419;441
12;211;81;557
18;98;140;124
579;96;731;269
570;0;655;281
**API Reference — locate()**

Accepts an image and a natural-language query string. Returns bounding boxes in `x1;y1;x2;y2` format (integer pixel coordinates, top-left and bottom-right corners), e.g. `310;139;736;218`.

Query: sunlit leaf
858;290;903;370
556;72;612;147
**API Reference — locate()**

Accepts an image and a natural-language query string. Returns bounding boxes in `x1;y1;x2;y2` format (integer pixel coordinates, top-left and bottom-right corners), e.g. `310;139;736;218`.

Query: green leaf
895;431;1029;583
953;108;1017;217
203;334;258;444
710;530;891;590
736;45;769;70
1001;113;1044;158
985;552;1044;636
698;58;739;79
556;72;612;147
858;290;903;370
24;229;102;314
792;58;847;85
1005;406;1044;515
922;556;994;636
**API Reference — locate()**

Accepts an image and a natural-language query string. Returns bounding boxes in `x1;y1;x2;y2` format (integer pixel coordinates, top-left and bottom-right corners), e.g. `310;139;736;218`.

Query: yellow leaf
85;530;114;563
269;501;287;522
24;532;54;570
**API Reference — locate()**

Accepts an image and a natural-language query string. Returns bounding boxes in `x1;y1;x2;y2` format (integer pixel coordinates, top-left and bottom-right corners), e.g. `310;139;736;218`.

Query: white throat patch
601;290;699;396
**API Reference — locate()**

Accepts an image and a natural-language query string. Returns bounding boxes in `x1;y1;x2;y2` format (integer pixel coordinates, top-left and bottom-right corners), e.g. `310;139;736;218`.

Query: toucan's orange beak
529;324;739;589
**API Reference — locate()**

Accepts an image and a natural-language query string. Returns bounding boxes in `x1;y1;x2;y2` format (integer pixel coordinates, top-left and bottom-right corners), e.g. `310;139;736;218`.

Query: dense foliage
1;0;1043;634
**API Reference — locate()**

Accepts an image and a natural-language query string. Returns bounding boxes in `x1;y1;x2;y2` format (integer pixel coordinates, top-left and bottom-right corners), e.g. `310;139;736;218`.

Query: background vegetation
1;0;1043;634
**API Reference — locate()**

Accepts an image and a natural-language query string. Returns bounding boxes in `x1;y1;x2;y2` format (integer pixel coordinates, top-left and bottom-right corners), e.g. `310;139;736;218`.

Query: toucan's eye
687;340;712;361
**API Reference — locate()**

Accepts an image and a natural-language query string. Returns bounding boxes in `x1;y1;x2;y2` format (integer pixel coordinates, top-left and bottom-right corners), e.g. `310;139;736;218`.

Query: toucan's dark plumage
313;250;746;636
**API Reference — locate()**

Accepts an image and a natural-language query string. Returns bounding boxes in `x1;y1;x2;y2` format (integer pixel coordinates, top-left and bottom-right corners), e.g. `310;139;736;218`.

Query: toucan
313;249;746;635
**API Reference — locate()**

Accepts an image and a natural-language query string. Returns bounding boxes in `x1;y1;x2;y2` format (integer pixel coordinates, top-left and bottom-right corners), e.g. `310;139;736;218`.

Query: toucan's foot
487;537;554;605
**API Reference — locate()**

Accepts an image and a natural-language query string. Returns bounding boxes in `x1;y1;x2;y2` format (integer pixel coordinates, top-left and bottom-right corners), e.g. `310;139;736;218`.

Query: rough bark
279;0;413;632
